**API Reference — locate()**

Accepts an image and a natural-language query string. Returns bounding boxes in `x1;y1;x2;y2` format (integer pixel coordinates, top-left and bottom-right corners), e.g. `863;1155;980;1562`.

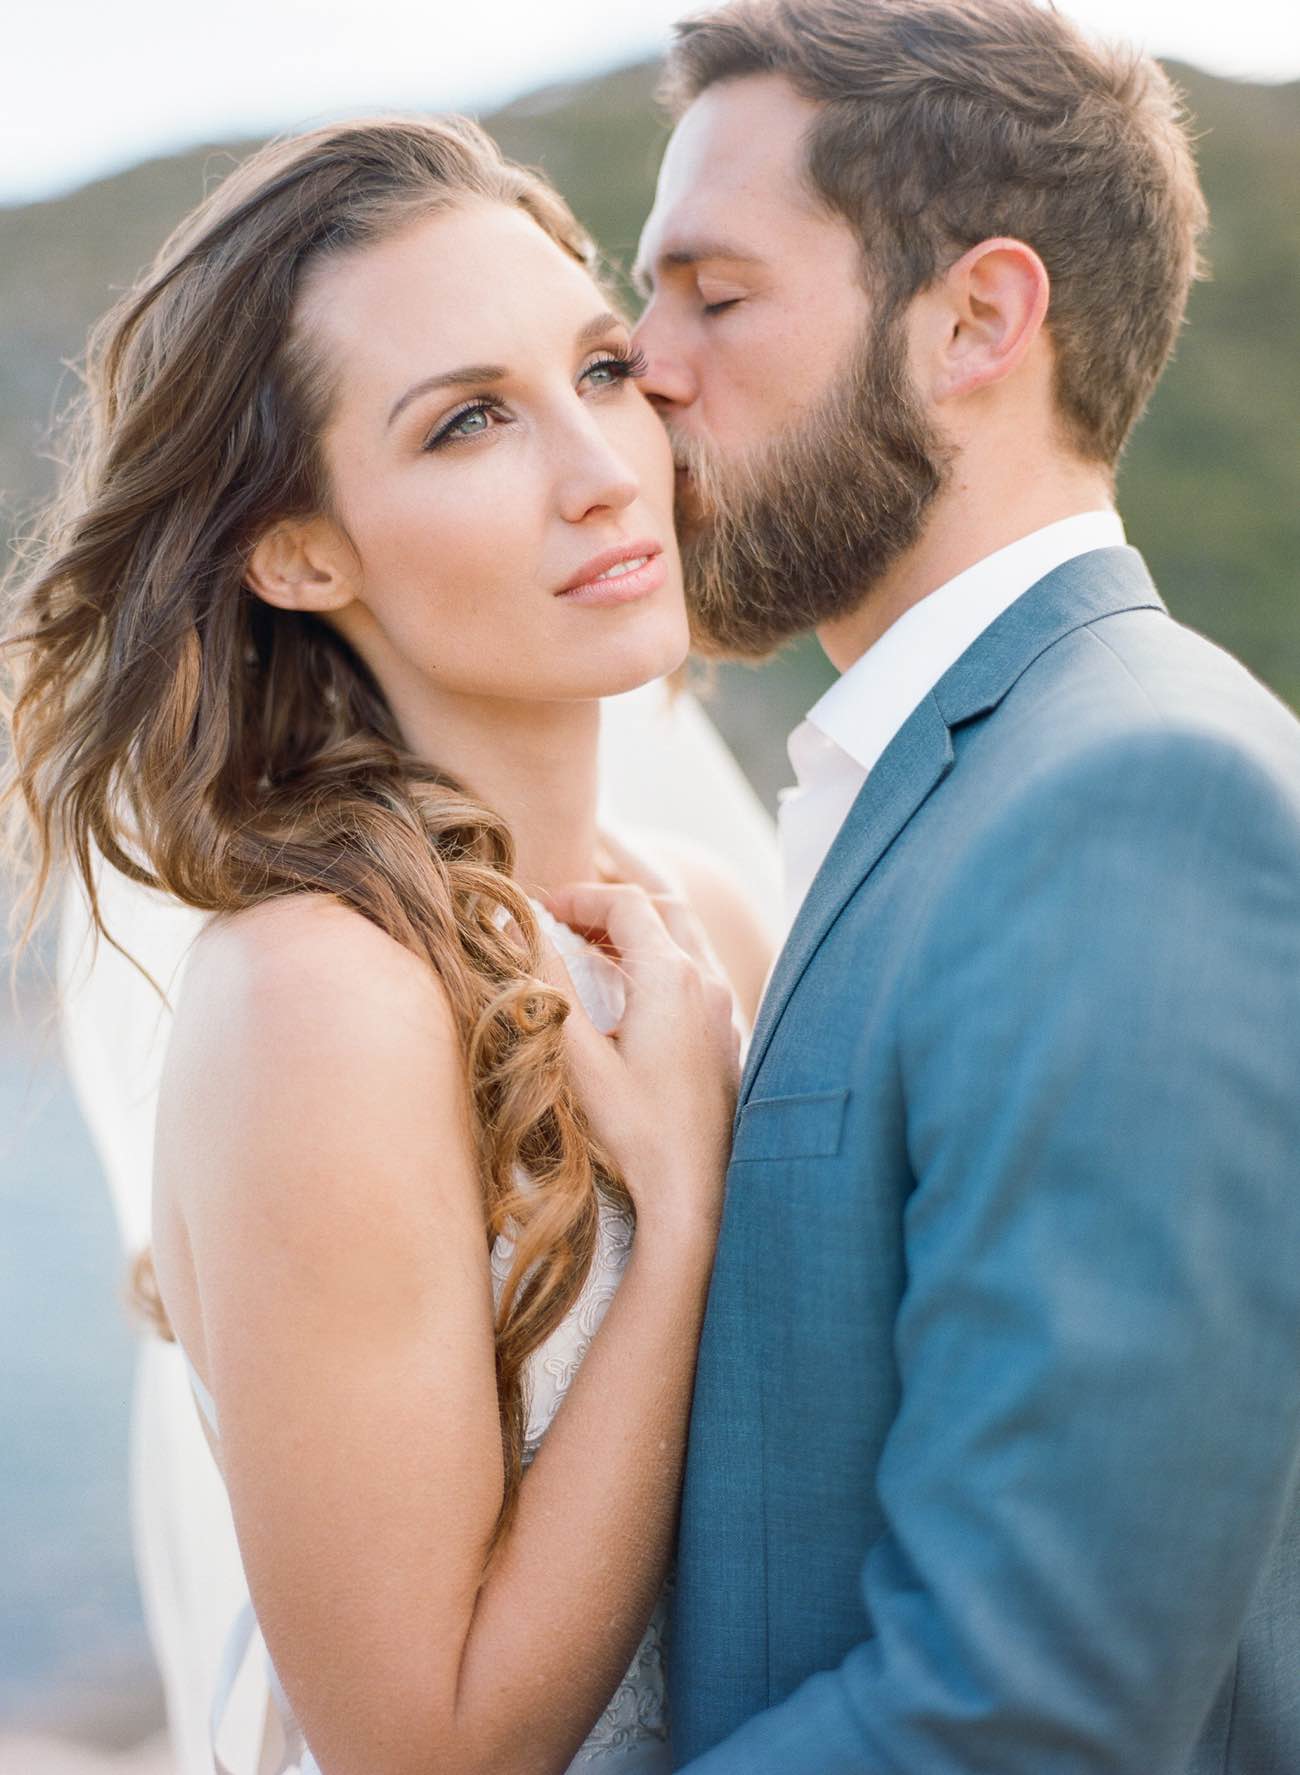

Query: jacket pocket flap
732;1089;850;1162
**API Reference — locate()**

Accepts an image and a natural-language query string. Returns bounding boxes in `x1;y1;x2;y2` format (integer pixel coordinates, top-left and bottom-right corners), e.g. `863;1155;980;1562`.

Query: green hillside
2;58;1296;804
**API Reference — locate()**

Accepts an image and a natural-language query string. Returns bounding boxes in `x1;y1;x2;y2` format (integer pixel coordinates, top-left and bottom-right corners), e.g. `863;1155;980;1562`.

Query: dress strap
209;1599;319;1774
209;1599;258;1775
179;1342;220;1435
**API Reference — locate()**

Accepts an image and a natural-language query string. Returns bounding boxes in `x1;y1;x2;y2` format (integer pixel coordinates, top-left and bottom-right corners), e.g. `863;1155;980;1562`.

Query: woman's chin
540;605;690;701
588;626;692;700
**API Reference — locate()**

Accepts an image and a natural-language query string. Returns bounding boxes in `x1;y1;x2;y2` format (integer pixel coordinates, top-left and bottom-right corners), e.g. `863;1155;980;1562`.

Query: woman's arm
154;891;734;1775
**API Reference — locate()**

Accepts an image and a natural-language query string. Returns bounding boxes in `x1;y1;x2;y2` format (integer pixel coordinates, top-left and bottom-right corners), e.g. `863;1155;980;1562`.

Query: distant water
0;1004;162;1739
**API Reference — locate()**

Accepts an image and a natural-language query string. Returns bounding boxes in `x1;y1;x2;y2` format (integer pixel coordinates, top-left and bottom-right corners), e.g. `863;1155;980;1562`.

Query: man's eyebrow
632;242;764;297
385;309;626;430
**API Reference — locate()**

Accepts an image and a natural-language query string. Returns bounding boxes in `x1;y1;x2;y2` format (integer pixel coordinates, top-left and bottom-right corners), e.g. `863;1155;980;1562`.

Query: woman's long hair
0;116;628;1547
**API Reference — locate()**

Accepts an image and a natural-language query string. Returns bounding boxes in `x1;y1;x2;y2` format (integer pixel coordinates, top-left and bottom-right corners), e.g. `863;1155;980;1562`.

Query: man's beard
673;314;951;659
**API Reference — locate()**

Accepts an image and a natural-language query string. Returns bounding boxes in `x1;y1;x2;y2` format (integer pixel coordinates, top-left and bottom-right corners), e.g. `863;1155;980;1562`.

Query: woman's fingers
643;891;723;980
547;881;734;1069
542;879;737;1232
545;881;683;983
594;833;728;982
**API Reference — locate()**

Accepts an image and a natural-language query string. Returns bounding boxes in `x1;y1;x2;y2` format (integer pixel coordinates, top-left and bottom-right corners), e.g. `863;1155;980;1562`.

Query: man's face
634;74;948;658
634;74;868;462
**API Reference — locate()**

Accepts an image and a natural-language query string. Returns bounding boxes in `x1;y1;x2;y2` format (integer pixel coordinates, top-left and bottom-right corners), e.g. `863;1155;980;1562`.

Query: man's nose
632;304;698;413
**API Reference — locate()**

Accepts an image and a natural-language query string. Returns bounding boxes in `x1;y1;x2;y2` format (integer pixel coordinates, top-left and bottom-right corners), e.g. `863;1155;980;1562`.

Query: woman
2;117;770;1774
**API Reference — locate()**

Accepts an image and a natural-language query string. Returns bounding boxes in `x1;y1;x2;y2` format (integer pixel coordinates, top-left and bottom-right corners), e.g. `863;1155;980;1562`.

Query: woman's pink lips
554;551;667;606
559;537;662;589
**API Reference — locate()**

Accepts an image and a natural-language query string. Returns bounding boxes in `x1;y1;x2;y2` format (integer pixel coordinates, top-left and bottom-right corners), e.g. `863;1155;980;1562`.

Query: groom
630;1;1300;1769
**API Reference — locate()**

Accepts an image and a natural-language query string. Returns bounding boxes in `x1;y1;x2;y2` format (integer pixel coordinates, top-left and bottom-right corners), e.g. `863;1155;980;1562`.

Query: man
631;1;1300;1768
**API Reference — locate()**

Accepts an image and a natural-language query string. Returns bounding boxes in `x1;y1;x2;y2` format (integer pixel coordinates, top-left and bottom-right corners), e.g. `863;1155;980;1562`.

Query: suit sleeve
676;724;1300;1773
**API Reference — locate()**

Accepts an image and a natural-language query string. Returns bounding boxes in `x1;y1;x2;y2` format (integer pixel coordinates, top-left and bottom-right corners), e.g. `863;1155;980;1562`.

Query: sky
3;0;1298;207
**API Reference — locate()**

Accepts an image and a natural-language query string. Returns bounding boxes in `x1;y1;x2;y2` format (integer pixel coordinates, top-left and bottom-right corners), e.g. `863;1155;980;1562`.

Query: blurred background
2;1;1297;1769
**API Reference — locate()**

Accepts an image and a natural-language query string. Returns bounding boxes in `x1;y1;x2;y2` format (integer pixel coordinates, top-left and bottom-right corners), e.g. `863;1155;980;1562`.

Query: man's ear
929;237;1050;404
244;516;359;613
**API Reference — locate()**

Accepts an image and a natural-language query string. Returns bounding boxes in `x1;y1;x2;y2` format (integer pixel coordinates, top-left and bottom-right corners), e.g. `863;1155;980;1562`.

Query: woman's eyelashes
422;347;649;452
584;345;648;386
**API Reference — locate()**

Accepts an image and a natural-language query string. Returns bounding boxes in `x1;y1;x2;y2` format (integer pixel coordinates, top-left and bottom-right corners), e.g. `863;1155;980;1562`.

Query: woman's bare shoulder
174;891;458;1066
162;893;467;1213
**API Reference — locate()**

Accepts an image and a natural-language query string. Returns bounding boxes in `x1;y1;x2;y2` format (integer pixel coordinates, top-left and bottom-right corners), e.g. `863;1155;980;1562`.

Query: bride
2;116;772;1774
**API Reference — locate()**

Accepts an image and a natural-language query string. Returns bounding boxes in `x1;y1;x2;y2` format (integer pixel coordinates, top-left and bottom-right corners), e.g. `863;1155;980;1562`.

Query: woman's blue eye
425;403;494;449
446;406;491;439
424;350;645;452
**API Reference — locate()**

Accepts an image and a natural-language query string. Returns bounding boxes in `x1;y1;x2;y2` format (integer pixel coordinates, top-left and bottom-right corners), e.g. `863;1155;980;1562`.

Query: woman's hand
544;872;740;1242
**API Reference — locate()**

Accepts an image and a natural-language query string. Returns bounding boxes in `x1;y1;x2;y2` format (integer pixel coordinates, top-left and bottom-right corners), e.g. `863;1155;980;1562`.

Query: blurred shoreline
0;950;164;1753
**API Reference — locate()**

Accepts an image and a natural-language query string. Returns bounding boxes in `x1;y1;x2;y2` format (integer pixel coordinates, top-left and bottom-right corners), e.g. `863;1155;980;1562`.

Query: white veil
58;678;778;1775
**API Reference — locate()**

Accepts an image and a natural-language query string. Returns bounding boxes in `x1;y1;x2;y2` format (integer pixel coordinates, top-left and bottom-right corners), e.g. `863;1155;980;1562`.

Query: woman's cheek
621;402;677;510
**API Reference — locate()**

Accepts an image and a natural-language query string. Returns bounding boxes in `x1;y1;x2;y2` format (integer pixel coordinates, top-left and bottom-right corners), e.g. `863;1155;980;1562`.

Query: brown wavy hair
0;115;628;1546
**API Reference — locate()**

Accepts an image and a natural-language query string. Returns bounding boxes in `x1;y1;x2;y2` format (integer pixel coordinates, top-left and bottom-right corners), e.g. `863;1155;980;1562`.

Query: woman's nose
555;427;640;524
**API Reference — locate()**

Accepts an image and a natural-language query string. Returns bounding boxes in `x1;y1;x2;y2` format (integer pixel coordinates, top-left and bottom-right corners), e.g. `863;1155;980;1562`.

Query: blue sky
4;0;1298;206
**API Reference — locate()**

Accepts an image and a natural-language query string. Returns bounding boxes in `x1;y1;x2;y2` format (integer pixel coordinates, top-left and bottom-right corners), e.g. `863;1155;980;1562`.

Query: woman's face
297;198;688;706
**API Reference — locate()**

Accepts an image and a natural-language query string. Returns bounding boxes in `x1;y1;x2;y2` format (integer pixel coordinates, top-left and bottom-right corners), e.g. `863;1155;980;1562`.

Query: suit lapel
743;693;952;1095
740;546;1166;1102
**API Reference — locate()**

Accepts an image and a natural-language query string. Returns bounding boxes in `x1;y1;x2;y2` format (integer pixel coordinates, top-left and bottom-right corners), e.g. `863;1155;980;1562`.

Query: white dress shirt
777;510;1128;925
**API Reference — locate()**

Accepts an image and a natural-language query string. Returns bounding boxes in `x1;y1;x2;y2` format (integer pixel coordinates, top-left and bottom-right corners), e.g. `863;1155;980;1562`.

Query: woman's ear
930;237;1051;404
244;516;359;613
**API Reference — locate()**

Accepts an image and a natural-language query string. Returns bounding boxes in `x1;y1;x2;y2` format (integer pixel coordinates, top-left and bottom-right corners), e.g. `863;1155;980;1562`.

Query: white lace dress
182;903;671;1774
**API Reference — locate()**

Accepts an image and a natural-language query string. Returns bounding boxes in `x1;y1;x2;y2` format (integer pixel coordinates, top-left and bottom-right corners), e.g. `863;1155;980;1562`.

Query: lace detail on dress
492;1192;636;1458
574;1590;671;1763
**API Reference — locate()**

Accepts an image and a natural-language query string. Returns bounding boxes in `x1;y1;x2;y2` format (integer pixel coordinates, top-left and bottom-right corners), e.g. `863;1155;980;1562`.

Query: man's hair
662;0;1208;465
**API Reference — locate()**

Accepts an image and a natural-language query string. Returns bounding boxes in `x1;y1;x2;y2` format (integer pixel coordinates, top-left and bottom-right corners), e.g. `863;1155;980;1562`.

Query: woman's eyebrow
386;363;505;428
385;310;627;430
575;308;628;350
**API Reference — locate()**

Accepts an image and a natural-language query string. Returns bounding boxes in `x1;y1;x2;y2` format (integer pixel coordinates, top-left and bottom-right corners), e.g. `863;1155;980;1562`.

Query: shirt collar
799;510;1126;779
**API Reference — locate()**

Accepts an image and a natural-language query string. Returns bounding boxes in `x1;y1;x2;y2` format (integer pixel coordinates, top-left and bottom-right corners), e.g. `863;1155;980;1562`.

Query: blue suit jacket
670;548;1300;1773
